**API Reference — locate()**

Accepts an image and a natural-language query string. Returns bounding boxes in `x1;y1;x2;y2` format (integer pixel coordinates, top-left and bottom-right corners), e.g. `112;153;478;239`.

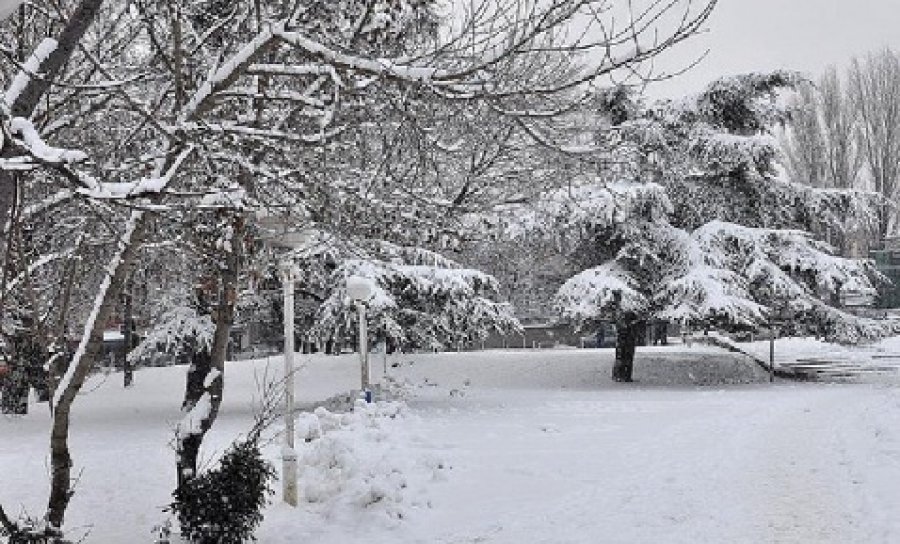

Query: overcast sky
642;0;900;98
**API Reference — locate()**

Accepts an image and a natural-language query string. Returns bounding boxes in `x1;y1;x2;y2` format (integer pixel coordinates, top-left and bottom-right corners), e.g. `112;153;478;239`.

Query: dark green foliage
170;439;275;544
0;367;28;415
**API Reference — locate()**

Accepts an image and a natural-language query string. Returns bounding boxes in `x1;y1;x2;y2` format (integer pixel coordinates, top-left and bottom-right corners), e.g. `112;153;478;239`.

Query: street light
256;217;318;507
346;275;373;399
279;260;299;506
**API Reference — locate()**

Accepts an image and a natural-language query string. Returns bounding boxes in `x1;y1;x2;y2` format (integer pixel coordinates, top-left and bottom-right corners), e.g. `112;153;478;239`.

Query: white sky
641;0;900;98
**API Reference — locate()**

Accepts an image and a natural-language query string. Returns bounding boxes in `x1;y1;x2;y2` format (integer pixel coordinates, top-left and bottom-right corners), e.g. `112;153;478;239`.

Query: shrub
169;439;275;544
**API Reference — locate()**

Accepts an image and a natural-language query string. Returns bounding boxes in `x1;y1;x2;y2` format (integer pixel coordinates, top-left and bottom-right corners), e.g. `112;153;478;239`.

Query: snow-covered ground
2;341;900;543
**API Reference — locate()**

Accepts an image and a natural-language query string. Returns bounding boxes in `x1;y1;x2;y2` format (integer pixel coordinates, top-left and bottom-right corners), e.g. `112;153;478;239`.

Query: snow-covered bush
294;401;446;524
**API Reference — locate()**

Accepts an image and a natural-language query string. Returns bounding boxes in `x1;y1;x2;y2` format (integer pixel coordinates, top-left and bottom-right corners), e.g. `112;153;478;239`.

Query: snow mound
294;401;446;525
312;377;413;413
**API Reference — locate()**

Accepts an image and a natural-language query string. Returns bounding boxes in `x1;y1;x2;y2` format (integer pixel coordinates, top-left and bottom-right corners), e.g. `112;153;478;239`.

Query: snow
4;343;900;543
293;401;441;522
203;369;221;389
175;393;212;447
556;262;648;318
102;330;124;342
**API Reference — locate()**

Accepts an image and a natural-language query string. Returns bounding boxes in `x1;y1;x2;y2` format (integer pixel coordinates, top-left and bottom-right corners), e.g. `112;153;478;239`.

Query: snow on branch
694;220;881;298
7;117;87;165
3;38;57;107
128;306;215;364
372;240;462;269
275;29;444;87
77;146;193;200
654;229;767;326
312;254;517;349
810;302;900;345
180;22;285;122
500;179;671;237
555;262;648;322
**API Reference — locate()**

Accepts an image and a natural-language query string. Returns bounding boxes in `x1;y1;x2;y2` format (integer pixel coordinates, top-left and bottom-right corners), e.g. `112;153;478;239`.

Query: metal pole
282;266;298;506
358;302;369;392
769;325;776;383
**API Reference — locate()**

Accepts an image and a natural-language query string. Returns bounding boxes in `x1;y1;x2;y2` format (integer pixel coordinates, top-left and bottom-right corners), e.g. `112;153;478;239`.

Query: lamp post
279;261;299;506
346;276;373;398
256;218;318;507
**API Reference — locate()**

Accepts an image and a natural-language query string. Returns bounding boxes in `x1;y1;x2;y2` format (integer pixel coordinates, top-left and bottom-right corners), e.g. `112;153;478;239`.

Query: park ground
2;339;900;543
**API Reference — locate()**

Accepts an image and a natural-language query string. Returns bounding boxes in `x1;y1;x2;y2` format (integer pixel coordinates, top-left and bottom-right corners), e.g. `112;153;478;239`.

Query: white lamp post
346;276;373;397
279;261;299;506
256;218;318;507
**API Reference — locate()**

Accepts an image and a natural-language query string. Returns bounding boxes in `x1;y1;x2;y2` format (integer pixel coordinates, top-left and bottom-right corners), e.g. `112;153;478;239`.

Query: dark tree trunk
176;349;221;490
122;276;134;388
612;319;641;382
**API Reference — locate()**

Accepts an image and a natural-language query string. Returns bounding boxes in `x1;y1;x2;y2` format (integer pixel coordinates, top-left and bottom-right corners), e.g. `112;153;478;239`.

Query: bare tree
849;48;900;239
819;67;863;190
782;81;827;187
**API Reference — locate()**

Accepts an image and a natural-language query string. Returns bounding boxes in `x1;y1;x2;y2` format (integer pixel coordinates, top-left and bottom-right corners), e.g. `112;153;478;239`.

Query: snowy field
2;341;900;543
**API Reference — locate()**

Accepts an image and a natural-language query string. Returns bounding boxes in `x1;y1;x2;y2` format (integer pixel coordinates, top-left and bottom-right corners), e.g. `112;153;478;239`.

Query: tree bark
612;319;641;382
122;275;134;388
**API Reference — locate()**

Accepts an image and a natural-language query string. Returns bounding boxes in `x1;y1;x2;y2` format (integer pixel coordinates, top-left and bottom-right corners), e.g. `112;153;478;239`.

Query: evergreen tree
511;73;891;381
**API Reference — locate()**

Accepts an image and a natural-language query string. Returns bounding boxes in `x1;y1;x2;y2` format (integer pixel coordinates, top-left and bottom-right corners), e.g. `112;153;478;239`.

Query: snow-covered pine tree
257;235;520;353
535;73;892;381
